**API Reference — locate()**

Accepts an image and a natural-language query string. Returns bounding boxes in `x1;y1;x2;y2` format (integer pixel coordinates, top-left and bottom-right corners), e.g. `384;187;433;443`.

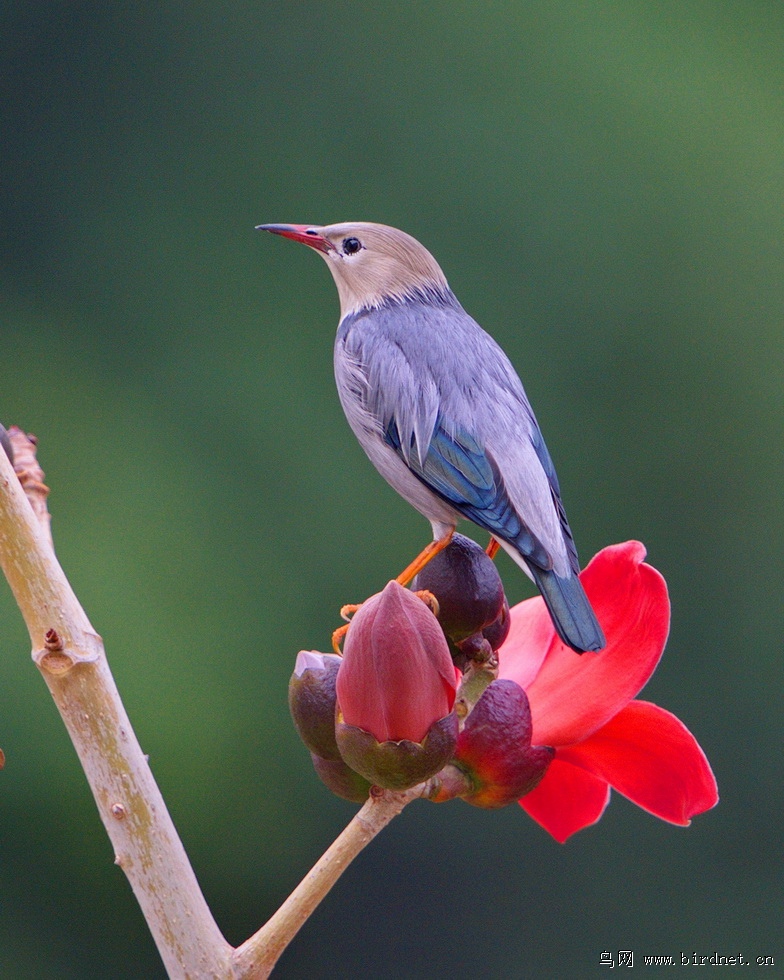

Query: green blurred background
1;2;781;977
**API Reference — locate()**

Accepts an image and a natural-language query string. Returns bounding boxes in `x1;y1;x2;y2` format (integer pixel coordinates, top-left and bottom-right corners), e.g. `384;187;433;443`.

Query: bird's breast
333;325;461;530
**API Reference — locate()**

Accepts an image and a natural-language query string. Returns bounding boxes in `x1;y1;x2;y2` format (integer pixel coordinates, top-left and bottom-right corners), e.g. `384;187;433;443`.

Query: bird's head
257;221;450;319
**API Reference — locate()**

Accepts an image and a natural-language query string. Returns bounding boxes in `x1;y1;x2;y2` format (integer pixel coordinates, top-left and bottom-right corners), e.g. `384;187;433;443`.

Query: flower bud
335;580;459;790
451;679;553;808
482;596;511;652
288;651;342;760
309;753;372;804
449;596;510;672
336;713;458;791
336;581;457;743
412;533;505;643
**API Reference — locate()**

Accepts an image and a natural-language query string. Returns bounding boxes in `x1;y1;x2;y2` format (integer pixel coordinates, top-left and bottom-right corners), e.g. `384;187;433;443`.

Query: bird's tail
528;565;605;654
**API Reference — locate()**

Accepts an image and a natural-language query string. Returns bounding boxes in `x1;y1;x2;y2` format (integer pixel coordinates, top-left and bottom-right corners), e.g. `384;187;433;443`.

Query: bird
258;221;605;653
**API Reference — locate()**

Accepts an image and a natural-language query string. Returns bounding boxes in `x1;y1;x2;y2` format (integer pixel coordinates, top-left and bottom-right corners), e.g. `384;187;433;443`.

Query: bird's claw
412;588;439;617
331;623;349;655
333;603;363;654
332;588;439;655
339;602;362;621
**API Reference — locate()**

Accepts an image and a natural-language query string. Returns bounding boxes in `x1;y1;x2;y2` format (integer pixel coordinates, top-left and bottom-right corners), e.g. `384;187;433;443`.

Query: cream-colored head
258;221;450;319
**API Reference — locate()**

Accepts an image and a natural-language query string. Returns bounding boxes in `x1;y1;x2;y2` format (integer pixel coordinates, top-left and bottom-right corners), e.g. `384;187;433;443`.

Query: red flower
498;541;718;843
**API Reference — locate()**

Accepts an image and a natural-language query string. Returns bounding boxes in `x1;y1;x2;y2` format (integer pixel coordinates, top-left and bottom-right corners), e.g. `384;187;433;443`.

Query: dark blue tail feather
529;565;605;654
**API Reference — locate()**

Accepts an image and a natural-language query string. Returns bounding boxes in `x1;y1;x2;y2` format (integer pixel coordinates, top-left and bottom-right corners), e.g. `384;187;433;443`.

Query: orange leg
486;537;500;559
332;530;454;652
395;528;455;587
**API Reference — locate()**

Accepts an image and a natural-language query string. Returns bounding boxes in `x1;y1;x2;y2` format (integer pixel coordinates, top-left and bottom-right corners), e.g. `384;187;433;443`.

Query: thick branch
1;428;417;978
0;433;233;978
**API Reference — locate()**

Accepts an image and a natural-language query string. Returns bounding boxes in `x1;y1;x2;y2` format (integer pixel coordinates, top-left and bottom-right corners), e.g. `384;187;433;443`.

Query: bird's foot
331;589;440;654
412;588;439;617
339;602;362;620
331;624;348;655
331;602;363;653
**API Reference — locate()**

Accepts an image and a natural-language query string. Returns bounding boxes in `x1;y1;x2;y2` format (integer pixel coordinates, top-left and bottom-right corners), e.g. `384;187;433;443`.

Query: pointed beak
256;223;334;254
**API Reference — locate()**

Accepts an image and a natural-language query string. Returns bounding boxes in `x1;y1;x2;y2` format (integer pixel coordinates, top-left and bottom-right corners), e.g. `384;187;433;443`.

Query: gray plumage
259;221;605;653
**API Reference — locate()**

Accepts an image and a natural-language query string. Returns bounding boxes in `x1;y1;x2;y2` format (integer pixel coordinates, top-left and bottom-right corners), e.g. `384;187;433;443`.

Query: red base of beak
257;223;333;254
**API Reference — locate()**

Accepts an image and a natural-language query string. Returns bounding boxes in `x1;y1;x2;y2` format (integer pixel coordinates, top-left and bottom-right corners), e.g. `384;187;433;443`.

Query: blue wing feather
385;416;553;569
529;424;580;574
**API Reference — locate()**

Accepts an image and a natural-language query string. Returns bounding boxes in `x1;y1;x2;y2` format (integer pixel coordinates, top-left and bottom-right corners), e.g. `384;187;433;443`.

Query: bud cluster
413;533;510;670
289;534;553;807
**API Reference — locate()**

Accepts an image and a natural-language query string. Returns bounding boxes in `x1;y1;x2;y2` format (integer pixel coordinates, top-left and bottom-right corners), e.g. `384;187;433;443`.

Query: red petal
497;590;557;690
557;700;719;825
521;541;670;746
519;757;610;843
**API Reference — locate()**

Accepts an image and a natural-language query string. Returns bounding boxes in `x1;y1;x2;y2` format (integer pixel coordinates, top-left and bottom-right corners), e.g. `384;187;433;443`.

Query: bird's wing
525;421;580;574
384;414;556;571
337;296;579;576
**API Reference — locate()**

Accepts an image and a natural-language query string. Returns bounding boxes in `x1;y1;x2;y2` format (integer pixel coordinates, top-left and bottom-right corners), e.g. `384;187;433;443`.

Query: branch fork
0;427;404;979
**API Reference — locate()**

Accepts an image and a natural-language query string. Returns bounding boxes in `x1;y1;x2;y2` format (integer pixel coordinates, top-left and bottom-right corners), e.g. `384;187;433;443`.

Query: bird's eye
342;237;362;256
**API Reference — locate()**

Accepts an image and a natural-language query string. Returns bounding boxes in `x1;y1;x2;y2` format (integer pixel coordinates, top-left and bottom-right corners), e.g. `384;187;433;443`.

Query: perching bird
258;221;605;653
